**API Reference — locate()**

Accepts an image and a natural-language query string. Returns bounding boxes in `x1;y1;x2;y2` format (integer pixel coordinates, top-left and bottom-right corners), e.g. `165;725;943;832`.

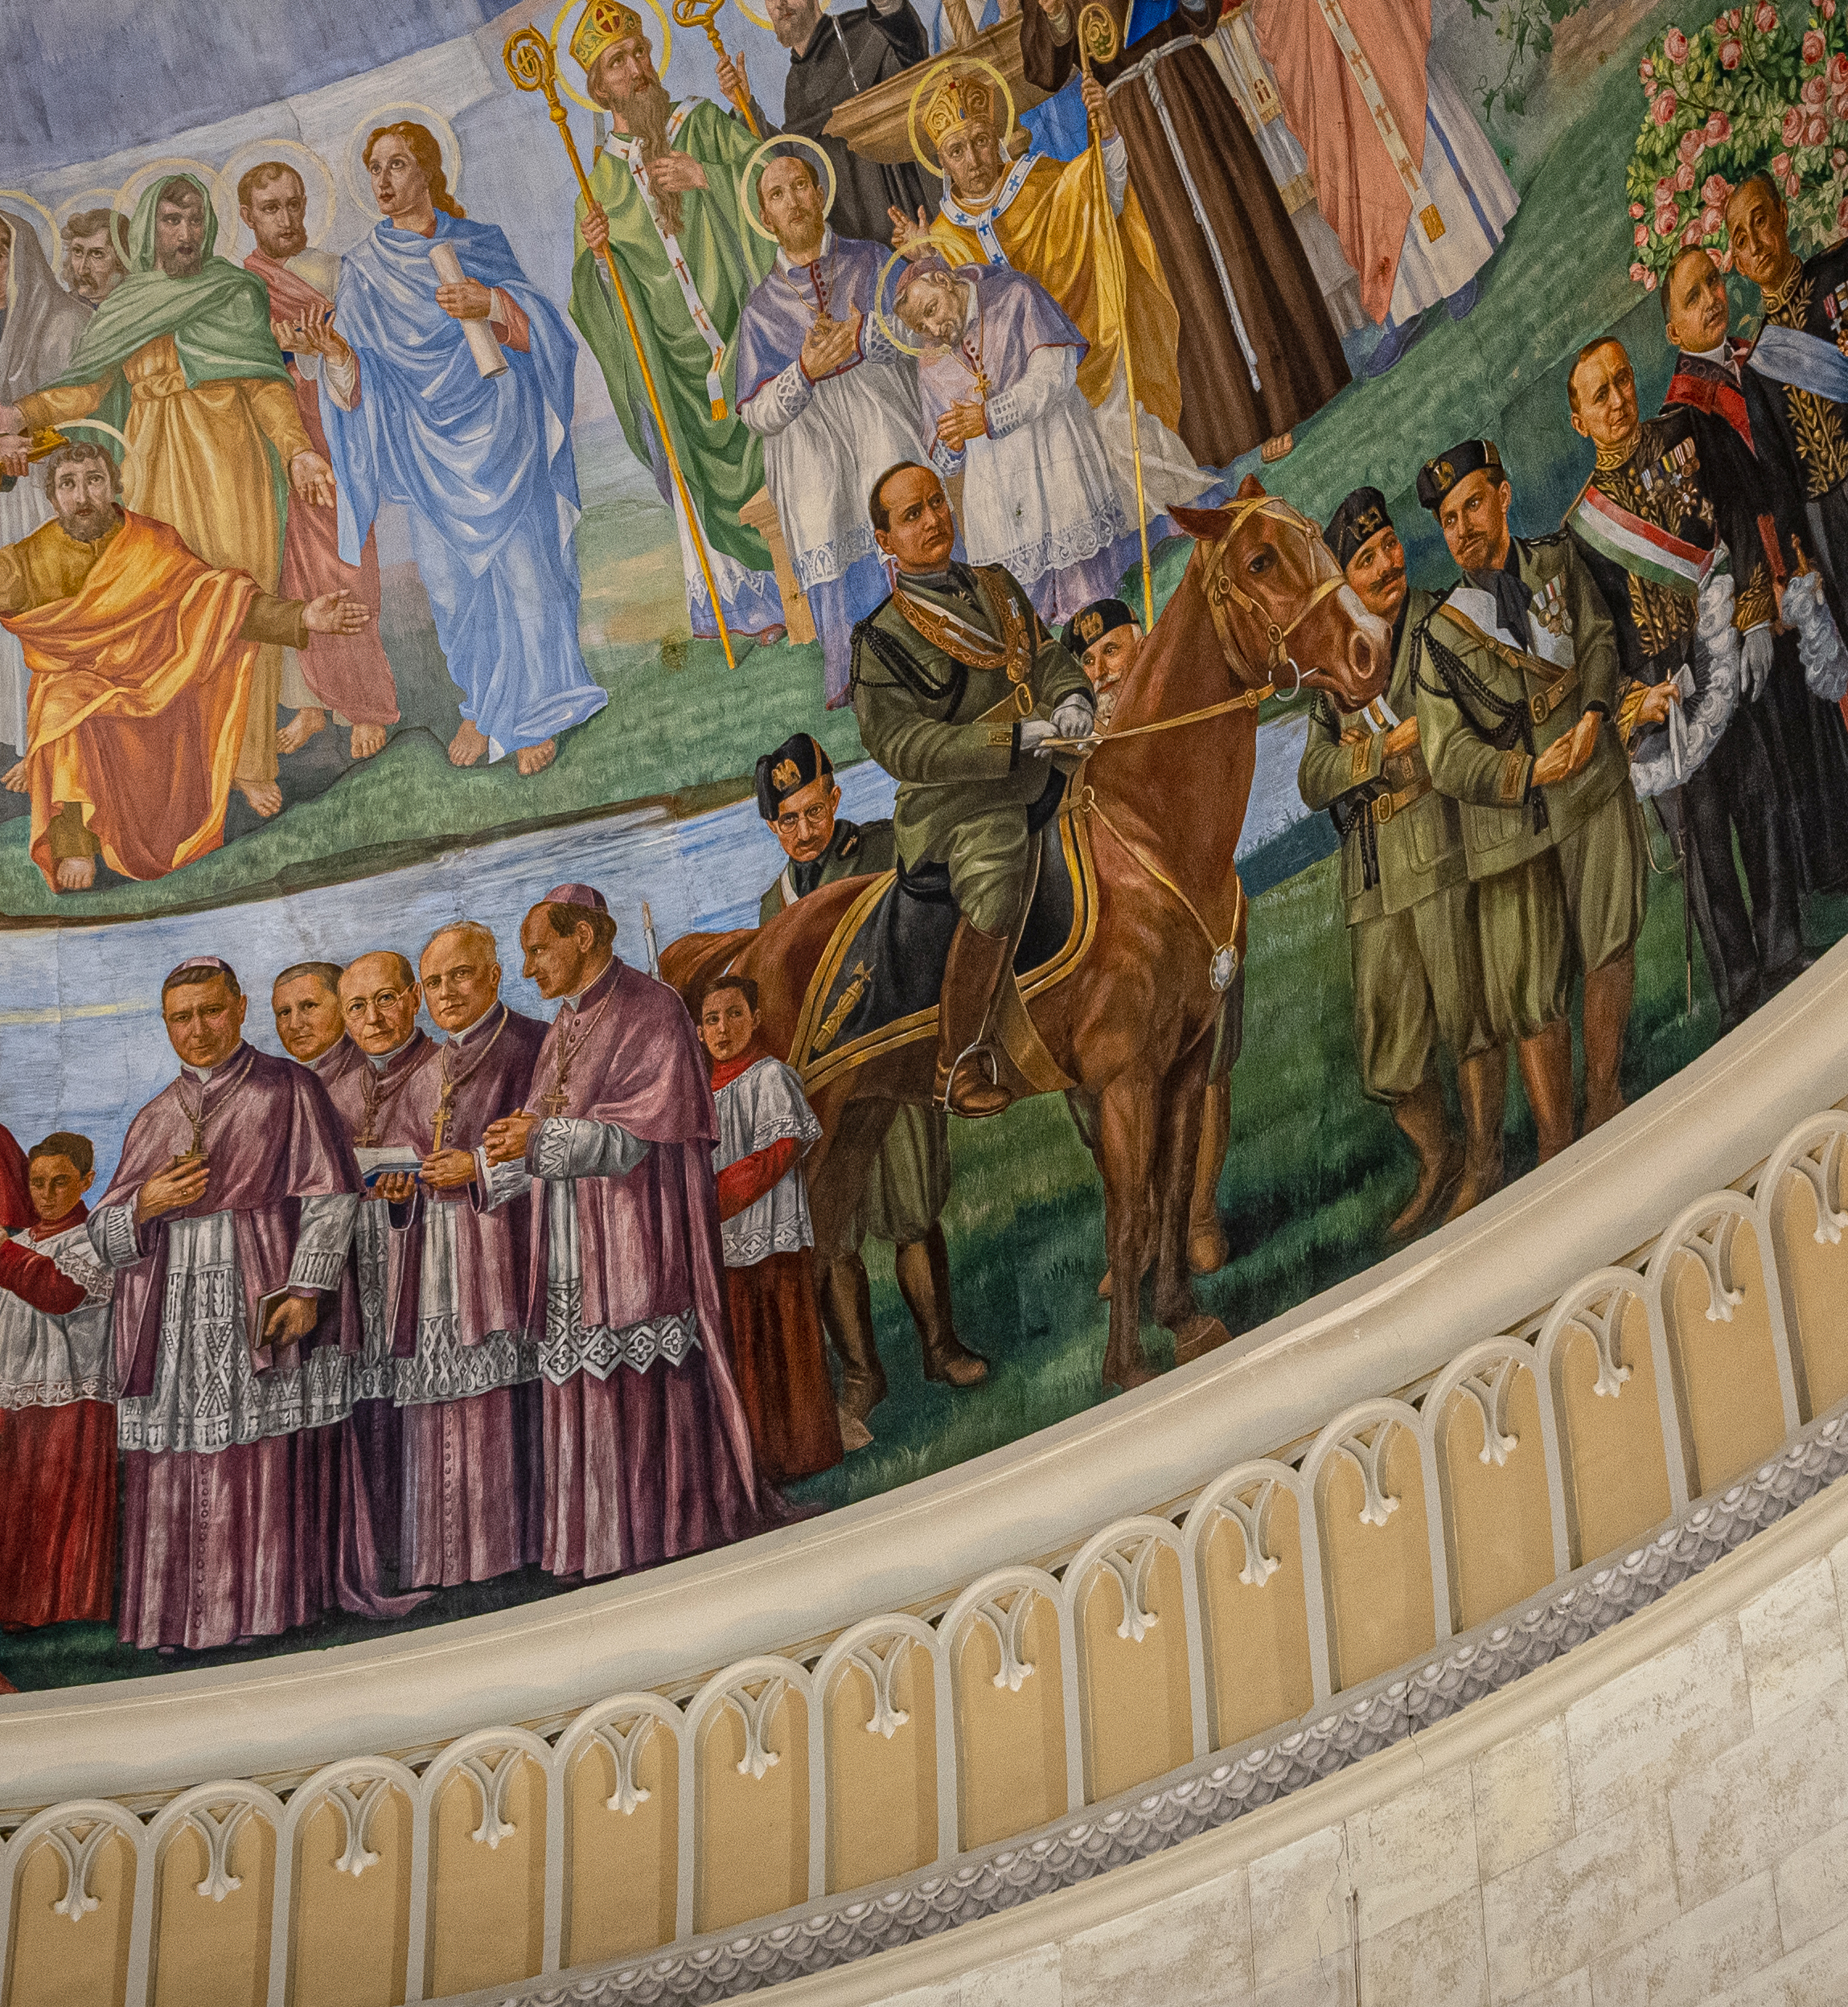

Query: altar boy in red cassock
482;884;772;1581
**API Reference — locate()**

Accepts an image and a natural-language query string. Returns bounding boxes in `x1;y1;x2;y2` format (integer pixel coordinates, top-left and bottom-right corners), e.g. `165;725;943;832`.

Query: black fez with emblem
1416;438;1505;513
1062;597;1137;655
1324;486;1392;570
754;732;835;821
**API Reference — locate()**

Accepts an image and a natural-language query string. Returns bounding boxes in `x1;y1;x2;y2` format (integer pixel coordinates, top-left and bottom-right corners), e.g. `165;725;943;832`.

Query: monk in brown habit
0;441;368;893
1016;0;1349;463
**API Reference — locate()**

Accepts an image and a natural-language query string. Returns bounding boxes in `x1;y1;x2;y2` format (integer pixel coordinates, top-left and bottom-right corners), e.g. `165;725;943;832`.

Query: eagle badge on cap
1077;610;1104;644
772;757;802;793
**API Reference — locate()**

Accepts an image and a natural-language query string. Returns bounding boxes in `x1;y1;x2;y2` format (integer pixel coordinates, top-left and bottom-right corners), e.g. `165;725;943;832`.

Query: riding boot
1442;1045;1508;1223
934;916;1014;1118
1517;1017;1576;1164
1188;1077;1231;1274
1581;950;1635;1133
896;1223;988;1386
817;1254;886;1447
1386;1070;1464;1239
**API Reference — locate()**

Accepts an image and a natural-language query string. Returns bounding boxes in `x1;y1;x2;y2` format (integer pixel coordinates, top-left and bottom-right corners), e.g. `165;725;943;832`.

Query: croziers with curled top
754;731;984;1447
1412;438;1646;1164
850;461;1096;1119
1300;487;1504;1237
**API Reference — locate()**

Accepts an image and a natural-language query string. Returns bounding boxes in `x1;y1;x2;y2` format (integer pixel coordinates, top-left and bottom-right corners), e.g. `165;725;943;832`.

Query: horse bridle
1194;493;1348;697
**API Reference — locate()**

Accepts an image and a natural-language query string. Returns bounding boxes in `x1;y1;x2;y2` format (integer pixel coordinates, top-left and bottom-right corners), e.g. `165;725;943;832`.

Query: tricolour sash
1567;482;1712;599
1746;318;1848;406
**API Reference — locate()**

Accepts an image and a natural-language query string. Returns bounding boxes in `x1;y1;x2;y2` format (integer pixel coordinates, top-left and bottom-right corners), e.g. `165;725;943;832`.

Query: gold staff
506;20;738;669
672;0;761;136
1077;2;1152;631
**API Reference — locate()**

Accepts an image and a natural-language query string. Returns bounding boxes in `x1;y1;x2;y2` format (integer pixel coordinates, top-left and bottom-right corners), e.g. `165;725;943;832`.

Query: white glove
1741;622;1773;701
1049;693;1095;741
1781;568;1848;701
1019;717;1059;755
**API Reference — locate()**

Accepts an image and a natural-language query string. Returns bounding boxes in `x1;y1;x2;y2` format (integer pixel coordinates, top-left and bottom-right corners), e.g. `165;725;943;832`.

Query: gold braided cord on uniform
1765;271;1848;499
889;567;1035;683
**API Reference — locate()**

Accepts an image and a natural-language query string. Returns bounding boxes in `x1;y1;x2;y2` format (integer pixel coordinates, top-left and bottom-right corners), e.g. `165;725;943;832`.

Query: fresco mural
4;0;1848;1690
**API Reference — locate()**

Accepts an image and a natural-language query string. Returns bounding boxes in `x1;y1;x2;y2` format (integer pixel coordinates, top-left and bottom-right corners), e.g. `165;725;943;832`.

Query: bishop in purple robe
483;884;770;1580
91;957;408;1651
380;921;547;1589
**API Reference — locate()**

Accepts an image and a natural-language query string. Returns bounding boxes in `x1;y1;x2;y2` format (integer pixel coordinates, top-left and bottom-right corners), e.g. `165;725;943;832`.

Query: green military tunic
1299;585;1493;1104
1413;534;1647;1043
759;815;951;1250
850;563;1094;935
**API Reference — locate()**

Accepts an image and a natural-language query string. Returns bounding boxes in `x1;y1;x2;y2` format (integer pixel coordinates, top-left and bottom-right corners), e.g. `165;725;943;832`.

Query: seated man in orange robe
0;441;368;893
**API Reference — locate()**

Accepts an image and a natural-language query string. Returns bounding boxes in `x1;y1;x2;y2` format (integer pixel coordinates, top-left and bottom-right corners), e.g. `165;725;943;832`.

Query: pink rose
1646;77;1658;100
1831;51;1848;83
1805;27;1825;61
1827;0;1839;18
1631;199;1646;217
1645;269;1659;290
1721;35;1743;64
1775;151;1792;174
1718;245;1734;272
1682;220;1705;246
1630;261;1649;283
1784;104;1809;143
1702;204;1724;232
1676;158;1698;191
1655;88;1679;124
1758;2;1780;27
1702;171;1731;203
1635;220;1651;246
1790;170;1805;195
1656;205;1680;236
1640;55;1654;78
1803;72;1828;105
1679;128;1706;161
1807;114;1826;144
1706;111;1731;141
1665;26;1690;60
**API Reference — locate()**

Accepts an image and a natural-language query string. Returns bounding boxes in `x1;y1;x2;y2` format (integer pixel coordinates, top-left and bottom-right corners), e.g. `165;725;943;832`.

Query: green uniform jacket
849;565;1093;872
1413;534;1629;882
758;817;897;925
1298;585;1469;927
569;100;774;573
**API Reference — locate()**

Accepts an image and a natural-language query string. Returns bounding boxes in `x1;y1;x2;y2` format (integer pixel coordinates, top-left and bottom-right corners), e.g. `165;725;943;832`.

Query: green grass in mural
7;844;1838;1689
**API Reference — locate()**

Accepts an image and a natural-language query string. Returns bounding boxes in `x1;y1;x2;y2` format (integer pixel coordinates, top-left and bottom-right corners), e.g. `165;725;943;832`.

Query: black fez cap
1324;486;1392;570
1416;439;1505;513
1062;597;1136;655
754;732;834;821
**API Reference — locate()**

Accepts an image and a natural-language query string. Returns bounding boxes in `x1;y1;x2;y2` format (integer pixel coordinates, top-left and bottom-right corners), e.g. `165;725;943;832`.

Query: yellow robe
18;337;311;782
925;148;1183;431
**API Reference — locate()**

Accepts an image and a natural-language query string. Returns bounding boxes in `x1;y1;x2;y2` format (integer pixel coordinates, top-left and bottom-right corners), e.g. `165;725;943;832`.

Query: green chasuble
570;99;776;572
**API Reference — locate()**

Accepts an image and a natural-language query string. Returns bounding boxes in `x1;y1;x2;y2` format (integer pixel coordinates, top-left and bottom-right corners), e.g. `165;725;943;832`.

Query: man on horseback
851;462;1097;1118
1300;488;1504;1237
754;731;987;1444
1411;440;1646;1163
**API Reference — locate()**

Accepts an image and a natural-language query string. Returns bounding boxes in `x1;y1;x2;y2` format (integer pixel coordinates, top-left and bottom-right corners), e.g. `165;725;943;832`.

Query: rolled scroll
429;240;509;379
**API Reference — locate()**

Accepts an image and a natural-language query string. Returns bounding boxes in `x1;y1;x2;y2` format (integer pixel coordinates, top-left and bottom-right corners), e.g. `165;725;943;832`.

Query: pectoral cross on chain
431;1076;455;1155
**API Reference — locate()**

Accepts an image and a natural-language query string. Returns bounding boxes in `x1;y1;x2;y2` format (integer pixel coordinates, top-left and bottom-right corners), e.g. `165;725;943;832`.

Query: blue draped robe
320;213;607;757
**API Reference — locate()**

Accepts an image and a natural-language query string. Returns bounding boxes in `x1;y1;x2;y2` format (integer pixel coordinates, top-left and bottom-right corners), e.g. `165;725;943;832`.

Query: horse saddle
790;786;1099;1097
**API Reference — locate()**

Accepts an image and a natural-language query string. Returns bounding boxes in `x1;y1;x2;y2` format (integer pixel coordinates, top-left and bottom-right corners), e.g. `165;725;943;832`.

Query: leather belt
1372;776;1431;824
1528;666;1579;724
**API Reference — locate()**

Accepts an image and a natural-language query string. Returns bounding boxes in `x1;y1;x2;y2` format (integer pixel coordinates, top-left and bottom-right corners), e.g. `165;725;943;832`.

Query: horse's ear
1170;503;1229;540
1235;473;1268;500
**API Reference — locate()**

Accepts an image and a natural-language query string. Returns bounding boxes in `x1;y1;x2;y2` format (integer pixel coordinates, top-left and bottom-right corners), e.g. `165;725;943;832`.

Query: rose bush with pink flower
1667;27;1691;60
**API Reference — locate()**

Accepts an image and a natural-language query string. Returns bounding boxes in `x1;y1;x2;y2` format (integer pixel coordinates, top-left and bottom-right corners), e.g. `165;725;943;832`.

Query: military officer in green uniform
1411;439;1647;1163
754;731;987;1446
851;461;1096;1118
1300;489;1506;1237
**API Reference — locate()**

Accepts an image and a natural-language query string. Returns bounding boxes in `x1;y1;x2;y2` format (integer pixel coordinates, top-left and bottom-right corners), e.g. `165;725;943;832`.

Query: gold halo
345;105;464;215
47;415;138;478
0;190;59;270
740;132;836;240
871;244;933;358
215;140;339;254
906;56;1016;178
52;187;121;232
117;158;228;241
549;0;674;114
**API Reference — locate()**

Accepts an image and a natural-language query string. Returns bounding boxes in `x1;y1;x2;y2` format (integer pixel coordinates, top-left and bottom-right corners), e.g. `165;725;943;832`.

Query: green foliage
1624;2;1848;293
1472;0;1595;125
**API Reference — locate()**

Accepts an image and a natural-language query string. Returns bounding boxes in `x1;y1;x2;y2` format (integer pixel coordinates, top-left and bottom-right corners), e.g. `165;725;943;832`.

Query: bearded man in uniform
1411;441;1645;1164
851;462;1095;1120
754;732;984;1444
1301;488;1504;1233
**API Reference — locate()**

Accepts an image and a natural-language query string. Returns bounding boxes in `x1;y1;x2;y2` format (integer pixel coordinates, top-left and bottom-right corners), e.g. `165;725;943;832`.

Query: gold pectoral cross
431;1079;454;1155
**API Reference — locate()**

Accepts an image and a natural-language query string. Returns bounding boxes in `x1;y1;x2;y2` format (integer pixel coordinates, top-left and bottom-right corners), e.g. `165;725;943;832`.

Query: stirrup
938;1040;999;1112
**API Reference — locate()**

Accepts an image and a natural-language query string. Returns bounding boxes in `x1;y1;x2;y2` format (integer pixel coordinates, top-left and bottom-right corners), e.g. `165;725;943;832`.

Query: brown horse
665;478;1390;1393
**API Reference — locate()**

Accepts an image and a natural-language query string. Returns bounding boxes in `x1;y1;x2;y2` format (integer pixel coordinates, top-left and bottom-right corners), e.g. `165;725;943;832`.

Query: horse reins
1193;491;1350;692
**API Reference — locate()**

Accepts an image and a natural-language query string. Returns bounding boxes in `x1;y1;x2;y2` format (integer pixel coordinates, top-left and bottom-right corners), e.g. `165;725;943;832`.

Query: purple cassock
914;261;1135;625
318;1028;432;1576
90;1044;414;1650
735;230;925;708
483;955;772;1579
384;1002;548;1590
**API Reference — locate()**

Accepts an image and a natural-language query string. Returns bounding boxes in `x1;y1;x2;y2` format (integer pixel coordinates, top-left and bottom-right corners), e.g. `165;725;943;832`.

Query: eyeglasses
345;988;411;1017
776;804;832;834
